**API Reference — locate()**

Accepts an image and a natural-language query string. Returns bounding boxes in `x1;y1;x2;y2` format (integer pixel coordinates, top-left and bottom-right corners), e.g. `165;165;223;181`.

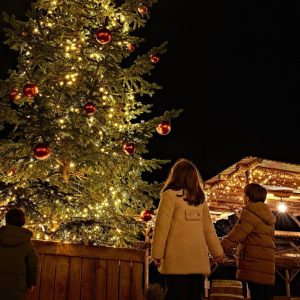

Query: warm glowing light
277;202;287;213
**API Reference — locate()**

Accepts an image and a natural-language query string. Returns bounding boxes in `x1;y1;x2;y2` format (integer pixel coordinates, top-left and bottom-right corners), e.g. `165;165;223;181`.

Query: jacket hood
0;224;33;247
245;201;276;226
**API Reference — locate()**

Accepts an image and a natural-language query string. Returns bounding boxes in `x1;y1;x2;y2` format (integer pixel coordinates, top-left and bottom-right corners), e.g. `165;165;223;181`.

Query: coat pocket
185;209;202;221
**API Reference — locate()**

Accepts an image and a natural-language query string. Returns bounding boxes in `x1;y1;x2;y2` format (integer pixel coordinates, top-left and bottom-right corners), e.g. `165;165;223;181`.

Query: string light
206;158;300;219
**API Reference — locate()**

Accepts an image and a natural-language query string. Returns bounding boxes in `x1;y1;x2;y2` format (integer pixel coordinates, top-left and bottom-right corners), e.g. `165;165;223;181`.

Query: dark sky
1;0;300;182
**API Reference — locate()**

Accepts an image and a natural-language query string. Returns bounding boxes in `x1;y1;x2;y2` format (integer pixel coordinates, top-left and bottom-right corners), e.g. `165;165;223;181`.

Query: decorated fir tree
0;0;181;247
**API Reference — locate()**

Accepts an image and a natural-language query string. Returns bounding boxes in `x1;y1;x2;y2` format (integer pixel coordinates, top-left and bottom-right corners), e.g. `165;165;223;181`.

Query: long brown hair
162;158;205;206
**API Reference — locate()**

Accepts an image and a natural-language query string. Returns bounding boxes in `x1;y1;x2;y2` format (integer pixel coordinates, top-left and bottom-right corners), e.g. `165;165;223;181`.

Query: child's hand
213;255;225;264
154;259;161;267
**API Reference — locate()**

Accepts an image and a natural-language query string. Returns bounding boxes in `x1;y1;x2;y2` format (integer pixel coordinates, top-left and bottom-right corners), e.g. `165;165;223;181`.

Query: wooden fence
26;240;148;300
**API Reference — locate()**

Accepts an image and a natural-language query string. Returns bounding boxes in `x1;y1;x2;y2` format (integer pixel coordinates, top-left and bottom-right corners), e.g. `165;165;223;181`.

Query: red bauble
140;209;154;222
138;4;149;15
23;83;38;98
156;121;171;135
33;143;51;160
126;43;136;52
123;142;136;155
20;31;29;38
150;54;160;63
83;102;97;115
7;168;17;177
8;88;22;102
96;28;112;45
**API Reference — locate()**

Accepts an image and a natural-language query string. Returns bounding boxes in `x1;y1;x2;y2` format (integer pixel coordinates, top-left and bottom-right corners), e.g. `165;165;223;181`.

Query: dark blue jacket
0;224;39;300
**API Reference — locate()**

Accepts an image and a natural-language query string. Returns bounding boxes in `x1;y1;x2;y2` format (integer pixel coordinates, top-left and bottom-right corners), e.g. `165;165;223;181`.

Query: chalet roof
204;156;300;220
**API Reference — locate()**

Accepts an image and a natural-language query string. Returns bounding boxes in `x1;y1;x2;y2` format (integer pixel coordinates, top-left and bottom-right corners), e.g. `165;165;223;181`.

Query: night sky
1;0;300;182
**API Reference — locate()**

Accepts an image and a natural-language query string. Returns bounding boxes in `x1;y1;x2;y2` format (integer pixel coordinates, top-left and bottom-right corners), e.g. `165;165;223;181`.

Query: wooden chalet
205;156;300;220
204;156;300;297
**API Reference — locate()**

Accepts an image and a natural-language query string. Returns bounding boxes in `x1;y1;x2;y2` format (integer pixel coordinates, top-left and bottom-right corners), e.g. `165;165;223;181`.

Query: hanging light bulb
277;198;287;213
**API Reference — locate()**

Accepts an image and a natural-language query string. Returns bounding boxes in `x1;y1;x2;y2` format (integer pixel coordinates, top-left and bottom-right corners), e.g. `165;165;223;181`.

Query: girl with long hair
151;158;224;300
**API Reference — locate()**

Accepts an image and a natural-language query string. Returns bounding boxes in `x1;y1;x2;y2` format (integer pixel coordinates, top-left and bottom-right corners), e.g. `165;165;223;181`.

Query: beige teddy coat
151;189;224;275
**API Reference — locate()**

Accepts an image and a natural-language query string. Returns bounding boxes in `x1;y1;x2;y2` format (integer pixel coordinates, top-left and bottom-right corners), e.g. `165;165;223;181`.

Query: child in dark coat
0;208;39;300
221;183;276;300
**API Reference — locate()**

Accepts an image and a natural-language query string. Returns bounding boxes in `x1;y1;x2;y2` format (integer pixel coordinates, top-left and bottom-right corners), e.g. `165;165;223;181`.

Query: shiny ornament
123;142;136;155
96;28;112;45
33;143;51;160
156;121;171;135
150;54;160;63
83;102;97;115
20;30;29;38
8;89;22;102
126;43;136;52
23;83;38;98
7;168;17;177
140;209;154;222
138;3;149;15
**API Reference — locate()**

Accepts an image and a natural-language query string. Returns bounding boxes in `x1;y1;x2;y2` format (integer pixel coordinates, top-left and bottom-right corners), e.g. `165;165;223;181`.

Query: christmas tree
0;0;181;247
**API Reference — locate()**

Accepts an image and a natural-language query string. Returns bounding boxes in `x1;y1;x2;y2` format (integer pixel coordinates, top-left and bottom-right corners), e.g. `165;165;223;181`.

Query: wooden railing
26;240;148;300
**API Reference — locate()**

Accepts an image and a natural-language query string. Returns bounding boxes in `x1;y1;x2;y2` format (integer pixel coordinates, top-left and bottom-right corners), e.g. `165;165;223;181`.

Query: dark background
1;0;300;182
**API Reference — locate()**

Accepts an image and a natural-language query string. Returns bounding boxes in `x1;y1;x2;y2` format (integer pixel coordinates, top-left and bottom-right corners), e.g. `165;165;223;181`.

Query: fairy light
123;25;130;33
90;53;101;60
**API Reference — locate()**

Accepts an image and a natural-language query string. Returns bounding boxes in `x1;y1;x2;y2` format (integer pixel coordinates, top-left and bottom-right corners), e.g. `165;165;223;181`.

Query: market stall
204;157;300;297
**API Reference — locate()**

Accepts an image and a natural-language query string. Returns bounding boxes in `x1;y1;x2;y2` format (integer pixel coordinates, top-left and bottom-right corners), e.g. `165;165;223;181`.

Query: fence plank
119;261;132;300
131;262;143;300
106;261;120;300
26;254;44;300
33;240;145;263
95;259;107;300
81;258;95;300
54;256;69;300
68;257;82;300
39;255;56;300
